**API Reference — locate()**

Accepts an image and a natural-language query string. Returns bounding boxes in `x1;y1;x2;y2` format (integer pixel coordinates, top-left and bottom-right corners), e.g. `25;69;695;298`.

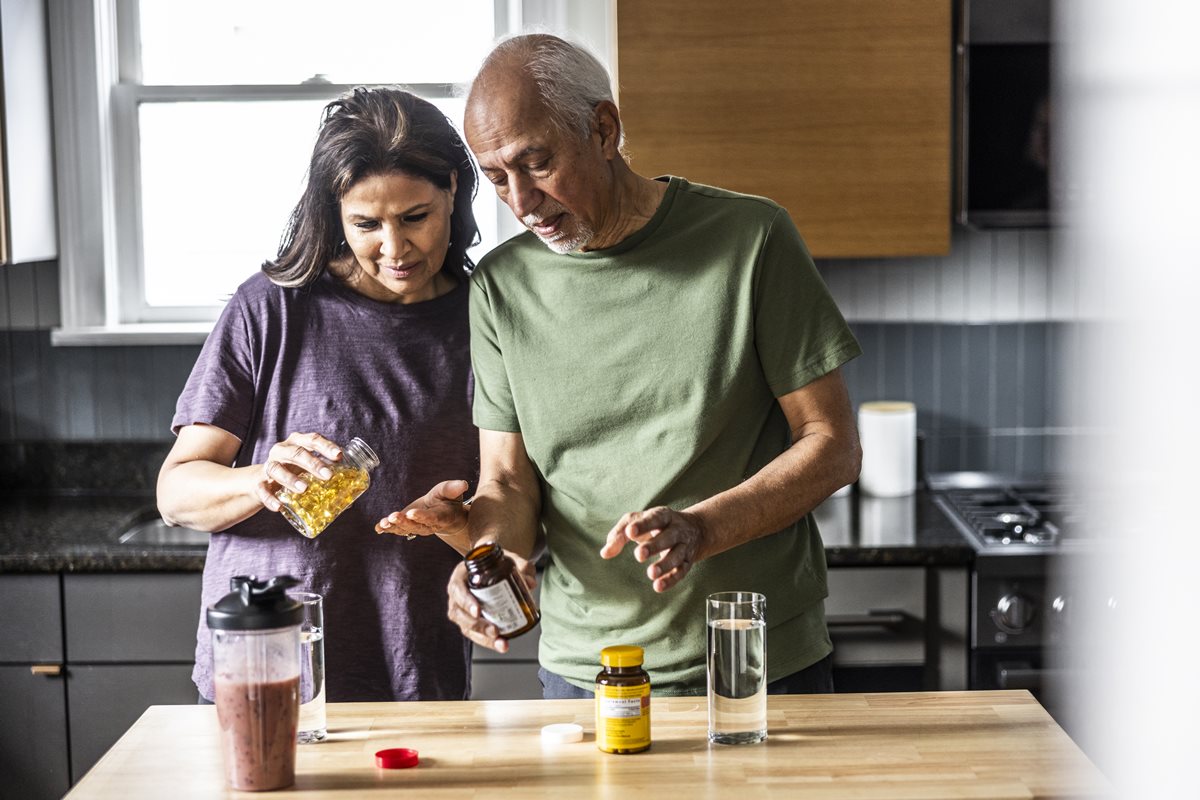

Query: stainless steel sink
118;517;210;547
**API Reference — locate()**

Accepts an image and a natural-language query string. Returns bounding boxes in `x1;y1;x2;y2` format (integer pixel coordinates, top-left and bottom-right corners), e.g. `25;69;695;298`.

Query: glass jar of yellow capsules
275;437;379;538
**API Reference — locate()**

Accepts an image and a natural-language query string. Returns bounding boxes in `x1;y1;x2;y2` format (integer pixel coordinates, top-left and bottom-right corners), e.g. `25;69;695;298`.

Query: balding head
465;34;640;254
467;34;615;145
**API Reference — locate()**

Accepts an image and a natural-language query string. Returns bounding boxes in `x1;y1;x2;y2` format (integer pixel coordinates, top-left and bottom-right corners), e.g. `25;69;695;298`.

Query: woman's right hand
255;432;342;512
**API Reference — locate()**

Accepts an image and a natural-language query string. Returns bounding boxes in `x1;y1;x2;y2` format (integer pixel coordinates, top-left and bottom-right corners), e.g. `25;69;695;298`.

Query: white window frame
47;0;614;345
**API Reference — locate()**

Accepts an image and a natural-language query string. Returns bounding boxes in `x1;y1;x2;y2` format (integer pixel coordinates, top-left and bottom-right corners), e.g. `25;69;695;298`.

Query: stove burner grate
941;486;1064;547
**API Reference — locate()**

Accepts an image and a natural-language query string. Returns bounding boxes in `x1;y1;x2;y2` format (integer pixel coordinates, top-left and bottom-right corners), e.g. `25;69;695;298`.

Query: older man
448;33;862;698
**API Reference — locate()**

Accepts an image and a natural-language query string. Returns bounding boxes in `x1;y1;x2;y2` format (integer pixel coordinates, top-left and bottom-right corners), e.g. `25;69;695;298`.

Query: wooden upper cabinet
616;0;952;258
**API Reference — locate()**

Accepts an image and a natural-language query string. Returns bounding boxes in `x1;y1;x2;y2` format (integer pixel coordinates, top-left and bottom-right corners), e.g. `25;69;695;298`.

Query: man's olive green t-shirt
469;177;861;694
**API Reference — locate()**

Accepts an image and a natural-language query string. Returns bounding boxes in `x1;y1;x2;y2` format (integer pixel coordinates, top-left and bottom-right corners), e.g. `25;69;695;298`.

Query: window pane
138;98;497;310
137;1;497;86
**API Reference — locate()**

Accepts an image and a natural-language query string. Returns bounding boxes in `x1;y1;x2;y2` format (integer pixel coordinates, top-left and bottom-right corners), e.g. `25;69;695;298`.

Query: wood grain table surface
65;690;1109;799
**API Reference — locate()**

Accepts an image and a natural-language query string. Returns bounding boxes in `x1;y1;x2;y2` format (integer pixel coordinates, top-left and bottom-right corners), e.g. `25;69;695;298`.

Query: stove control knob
993;593;1036;634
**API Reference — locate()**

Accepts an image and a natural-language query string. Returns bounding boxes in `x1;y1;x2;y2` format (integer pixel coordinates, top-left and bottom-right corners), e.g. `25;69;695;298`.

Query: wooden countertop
66;690;1108;799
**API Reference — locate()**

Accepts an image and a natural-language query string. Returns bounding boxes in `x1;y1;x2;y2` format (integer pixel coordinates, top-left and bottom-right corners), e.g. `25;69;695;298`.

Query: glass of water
288;591;326;743
706;591;767;745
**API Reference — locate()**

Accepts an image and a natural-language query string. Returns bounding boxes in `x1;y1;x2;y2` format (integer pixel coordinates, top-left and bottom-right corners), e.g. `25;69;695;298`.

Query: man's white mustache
521;202;567;229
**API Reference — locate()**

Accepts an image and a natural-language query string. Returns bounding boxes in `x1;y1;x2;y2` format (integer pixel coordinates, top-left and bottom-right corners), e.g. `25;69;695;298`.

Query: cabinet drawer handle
826;611;910;630
30;664;63;676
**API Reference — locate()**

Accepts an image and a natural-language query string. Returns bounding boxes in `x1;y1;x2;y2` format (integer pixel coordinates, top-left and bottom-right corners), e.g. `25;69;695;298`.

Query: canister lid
600;645;644;668
375;748;420;769
206;575;303;631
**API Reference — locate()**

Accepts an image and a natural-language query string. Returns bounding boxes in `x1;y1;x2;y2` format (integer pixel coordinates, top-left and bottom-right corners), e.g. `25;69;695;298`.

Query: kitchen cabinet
62;573;202;780
0;575;71;800
0;573;200;798
66;664;197;780
0;0;58;265
616;0;952;258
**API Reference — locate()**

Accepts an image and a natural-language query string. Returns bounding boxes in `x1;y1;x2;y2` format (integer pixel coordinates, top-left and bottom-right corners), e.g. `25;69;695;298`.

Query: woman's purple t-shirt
174;270;478;701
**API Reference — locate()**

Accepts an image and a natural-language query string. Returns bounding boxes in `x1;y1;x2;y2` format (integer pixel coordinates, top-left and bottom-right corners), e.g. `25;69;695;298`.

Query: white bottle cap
540;722;584;744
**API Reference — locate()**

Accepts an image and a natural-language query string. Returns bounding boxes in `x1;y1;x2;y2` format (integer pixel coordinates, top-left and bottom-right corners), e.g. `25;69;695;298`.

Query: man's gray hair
488;34;616;142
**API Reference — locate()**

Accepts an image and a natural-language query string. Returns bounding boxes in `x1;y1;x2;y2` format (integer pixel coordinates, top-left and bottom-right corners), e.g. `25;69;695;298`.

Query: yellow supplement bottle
595;645;651;754
275;437;379;538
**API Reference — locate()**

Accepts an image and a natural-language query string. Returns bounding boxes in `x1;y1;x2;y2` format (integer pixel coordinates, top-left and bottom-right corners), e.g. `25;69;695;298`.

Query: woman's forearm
157;460;266;532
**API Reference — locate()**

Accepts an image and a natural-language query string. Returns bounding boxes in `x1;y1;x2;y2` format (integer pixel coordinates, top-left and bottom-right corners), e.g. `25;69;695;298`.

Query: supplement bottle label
469;581;527;635
596;683;651;750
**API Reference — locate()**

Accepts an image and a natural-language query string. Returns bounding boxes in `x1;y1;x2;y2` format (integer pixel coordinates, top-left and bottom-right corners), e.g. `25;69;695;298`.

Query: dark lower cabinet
0;574;69;800
67;664;197;780
0;665;71;800
62;573;202;782
0;572;202;797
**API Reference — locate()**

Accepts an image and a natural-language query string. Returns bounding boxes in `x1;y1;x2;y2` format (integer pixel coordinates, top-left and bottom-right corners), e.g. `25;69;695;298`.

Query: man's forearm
686;428;861;562
467;478;542;559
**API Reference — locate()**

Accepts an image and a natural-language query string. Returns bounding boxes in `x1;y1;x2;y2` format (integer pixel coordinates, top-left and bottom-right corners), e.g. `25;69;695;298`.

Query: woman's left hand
376;479;471;540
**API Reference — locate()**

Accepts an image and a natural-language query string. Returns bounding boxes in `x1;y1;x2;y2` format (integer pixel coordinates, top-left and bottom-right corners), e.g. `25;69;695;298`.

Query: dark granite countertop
815;489;974;567
0;493;206;573
0;487;973;574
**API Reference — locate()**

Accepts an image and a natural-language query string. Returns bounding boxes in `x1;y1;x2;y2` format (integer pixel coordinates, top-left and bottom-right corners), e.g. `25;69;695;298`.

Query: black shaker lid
206;575;303;631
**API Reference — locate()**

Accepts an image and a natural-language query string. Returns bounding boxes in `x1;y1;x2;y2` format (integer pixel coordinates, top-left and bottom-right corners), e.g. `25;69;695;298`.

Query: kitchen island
1;487;976;796
66;690;1106;799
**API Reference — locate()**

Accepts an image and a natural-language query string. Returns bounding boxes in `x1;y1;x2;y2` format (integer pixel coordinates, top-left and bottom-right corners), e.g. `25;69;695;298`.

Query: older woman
158;87;480;703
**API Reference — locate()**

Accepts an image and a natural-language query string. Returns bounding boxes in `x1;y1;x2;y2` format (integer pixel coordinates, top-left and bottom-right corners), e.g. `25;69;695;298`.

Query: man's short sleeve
753;209;862;397
469;274;521;433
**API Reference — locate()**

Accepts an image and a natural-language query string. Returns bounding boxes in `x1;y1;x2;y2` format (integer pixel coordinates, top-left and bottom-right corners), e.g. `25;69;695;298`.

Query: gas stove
928;472;1083;556
927;473;1090;707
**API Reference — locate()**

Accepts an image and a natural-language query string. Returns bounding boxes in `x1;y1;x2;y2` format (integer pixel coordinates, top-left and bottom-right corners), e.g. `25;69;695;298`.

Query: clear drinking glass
289;591;327;743
707;591;767;745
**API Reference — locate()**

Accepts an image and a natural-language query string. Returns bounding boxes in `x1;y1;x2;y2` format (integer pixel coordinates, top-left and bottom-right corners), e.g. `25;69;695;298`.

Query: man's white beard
522;204;595;253
539;222;594;253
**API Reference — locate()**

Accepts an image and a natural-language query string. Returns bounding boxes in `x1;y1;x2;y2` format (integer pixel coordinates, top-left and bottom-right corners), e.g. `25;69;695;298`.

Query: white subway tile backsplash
1049;232;1081;320
821;226;1076;324
965;231;995;323
1020;230;1051;320
909;257;938;320
881;262;913;321
851;261;886;320
935;234;968;321
993;231;1023;320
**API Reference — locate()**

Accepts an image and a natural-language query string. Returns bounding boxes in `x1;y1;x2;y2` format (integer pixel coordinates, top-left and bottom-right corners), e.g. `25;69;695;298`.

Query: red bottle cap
375;748;420;769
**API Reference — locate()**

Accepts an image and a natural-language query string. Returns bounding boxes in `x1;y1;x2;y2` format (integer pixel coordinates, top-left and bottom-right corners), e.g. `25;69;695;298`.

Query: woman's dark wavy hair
264;87;480;287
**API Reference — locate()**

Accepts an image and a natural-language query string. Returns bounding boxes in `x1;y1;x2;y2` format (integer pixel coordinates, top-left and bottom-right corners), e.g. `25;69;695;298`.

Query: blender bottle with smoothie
207;575;303;792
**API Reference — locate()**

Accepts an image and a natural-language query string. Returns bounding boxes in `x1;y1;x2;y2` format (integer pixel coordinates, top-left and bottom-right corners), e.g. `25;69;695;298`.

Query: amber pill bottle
595;645;651;754
464;542;540;638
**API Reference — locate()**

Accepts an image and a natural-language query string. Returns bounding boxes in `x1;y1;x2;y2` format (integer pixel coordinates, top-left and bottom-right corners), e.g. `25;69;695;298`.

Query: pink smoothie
214;676;300;791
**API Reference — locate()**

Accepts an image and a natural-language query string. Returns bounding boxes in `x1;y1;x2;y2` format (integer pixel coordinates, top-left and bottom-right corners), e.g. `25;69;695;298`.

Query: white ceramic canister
857;401;917;497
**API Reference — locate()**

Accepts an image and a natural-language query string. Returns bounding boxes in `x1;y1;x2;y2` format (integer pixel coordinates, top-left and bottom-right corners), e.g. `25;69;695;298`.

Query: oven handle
995;662;1073;691
826;610;910;631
